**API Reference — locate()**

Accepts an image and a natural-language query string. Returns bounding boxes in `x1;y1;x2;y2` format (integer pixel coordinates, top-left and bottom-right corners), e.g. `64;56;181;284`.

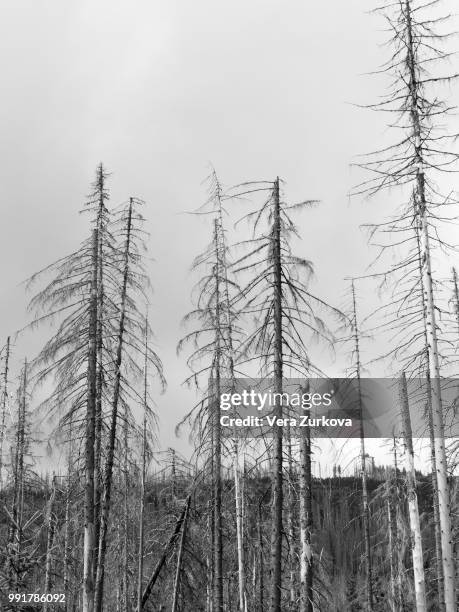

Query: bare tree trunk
64;416;73;612
252;550;256;609
270;177;284;612
233;441;247;612
43;476;57;612
299;407;313;612
400;372;427;612
417;147;455;612
351;282;373;611
427;392;445;612
136;415;146;612
385;475;398;612
286;429;295;611
415;223;445;612
452;267;459;333
171;448;177;499
207;496;214;612
171;489;190;612
93;290;103;576
116;519;122;612
136;322;148;612
0;336;10;492
359;412;372;609
212;369;223;612
83;228;98;612
140;495;191;610
94;166;106;583
212;219;223;612
123;412;129;612
258;505;264;612
7;359;27;590
95;200;133;611
392;440;404;610
404;3;455;607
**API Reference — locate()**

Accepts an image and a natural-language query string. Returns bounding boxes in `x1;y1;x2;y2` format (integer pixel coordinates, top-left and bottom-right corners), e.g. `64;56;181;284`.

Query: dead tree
400;372;427;611
83;164;111;570
229;177;341;611
171;490;191;612
24;166;118;611
355;2;458;606
385;468;399;611
94;197;164;610
299;385;313;612
351;282;373;611
25;171;163;611
5;358;30;591
178;170;241;612
0;336;11;492
451;267;459;337
63;415;74;612
136;315;152;612
233;440;247;612
43;475;58;612
140;495;191;610
83;228;98;612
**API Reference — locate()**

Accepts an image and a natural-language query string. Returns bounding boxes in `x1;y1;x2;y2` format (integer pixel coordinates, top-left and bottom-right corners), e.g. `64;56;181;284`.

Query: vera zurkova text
219;390;353;429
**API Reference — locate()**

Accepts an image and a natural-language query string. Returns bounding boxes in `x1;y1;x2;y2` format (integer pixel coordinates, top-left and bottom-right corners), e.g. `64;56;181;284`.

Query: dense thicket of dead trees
0;1;458;611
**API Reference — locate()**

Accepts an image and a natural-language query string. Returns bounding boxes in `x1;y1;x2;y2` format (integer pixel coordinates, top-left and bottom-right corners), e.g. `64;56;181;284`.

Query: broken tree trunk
139;495;191;610
171;491;190;612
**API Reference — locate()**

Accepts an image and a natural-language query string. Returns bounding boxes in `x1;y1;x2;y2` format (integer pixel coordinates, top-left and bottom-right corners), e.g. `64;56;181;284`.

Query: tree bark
426;380;445;612
7;359;27;590
400;372;427;612
140;495;191;610
171;490;190;612
94;199;133;611
270;177;284;612
83;228;98;612
207;496;214;612
94;164;106;583
136;325;148;612
123;410;129;611
212;219;223;612
299;393;313;612
43;476;57;612
258;504;264;612
64;416;73;612
385;474;398;612
286;428;295;611
404;2;455;607
0;336;10;492
452;267;459;336
351;282;373;611
233;441;247;612
415;220;445;612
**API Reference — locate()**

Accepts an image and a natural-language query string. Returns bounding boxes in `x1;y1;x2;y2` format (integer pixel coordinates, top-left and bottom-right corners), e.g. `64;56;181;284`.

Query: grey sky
0;1;457;472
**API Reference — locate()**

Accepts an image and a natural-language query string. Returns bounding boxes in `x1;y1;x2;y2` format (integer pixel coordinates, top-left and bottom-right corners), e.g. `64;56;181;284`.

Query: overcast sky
0;1;457;474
